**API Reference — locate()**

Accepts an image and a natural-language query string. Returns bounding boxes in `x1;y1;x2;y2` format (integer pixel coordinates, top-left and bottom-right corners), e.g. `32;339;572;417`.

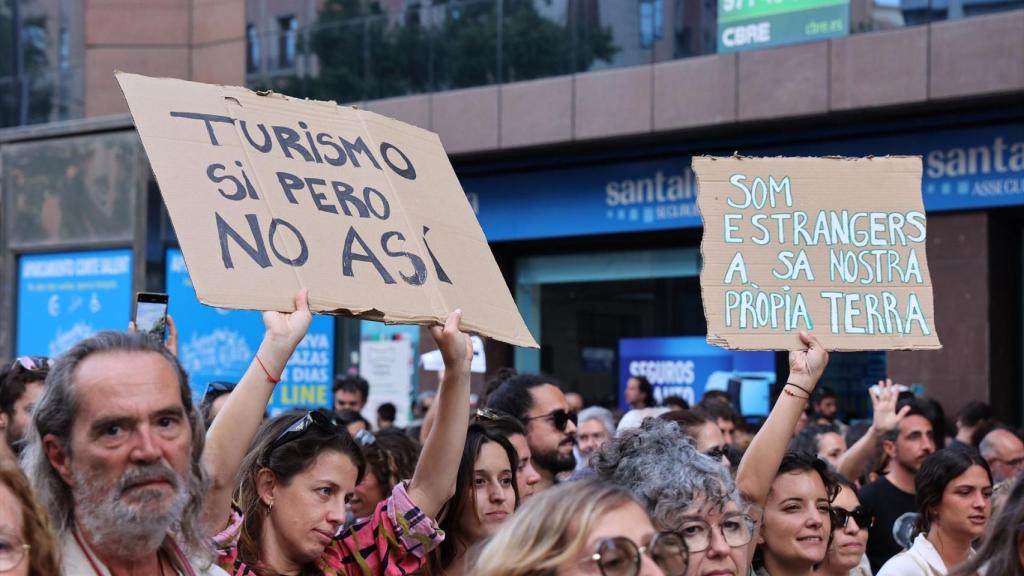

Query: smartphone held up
135;292;169;342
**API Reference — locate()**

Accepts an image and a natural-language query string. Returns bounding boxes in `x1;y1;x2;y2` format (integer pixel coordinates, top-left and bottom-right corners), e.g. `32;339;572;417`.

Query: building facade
2;0;1023;422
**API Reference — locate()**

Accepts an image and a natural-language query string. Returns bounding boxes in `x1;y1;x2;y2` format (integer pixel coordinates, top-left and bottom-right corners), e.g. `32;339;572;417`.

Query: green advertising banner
717;0;848;53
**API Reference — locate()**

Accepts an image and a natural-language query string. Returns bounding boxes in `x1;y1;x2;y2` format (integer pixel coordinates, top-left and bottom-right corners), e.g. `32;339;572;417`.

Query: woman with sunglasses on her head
425;422;521;575
472;480;687;576
0;356;50;463
877;447;992;576
473;408;543;502
202;289;474;575
816;475;873;576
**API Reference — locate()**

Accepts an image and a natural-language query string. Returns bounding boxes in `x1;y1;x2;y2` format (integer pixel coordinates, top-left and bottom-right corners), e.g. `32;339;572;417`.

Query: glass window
3;131;143;247
639;0;664;48
246;23;260;73
59;28;69;70
278;15;298;69
538;276;706;403
515;249;700;403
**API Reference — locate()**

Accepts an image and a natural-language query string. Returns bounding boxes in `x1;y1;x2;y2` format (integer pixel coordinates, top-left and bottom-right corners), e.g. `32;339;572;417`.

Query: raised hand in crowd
128;312;179;357
413;311;474;517
737;329;829;510
201;288;313;534
202;290;472;575
734;331;838;576
835;378;911;482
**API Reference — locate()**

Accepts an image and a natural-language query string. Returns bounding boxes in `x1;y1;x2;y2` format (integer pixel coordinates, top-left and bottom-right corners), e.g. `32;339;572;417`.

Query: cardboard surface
694;156;941;351
116;72;537;348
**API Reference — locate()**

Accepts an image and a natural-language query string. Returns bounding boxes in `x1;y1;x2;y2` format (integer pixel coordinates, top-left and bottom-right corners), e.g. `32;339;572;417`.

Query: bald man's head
980;428;1024;483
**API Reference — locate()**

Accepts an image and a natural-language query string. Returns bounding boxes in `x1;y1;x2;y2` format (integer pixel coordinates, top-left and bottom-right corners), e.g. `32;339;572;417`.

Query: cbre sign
717;0;849;53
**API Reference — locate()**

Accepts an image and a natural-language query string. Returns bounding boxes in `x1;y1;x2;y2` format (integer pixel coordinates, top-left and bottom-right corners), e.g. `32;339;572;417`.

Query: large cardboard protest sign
116;73;536;348
695;156;941;351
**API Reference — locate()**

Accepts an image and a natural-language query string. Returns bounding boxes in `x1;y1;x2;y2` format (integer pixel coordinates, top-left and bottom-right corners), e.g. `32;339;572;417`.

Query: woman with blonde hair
471;480;688;575
0;463;61;576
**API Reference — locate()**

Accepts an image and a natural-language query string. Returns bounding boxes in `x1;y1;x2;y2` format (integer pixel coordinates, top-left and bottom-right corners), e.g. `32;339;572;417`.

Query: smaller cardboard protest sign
694;156;941;351
116;72;537;348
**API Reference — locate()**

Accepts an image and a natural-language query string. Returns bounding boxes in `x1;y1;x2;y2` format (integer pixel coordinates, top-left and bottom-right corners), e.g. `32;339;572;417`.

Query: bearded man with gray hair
21;331;226;575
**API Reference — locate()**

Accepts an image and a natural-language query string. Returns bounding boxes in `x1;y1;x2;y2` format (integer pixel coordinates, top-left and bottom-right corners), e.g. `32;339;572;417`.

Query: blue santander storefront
459;113;1024;421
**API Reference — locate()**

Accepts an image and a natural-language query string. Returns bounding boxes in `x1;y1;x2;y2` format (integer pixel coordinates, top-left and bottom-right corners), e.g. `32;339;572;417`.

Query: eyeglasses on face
677;514;756;552
831;506;874;530
0;533;30;572
587;532;688;576
993;456;1024;469
525;408;577;431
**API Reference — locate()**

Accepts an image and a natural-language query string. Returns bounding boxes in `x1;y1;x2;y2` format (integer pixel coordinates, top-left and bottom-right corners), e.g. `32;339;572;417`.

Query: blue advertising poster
17;249;133;357
465;122;1024;241
166;248;335;415
619;337;775;416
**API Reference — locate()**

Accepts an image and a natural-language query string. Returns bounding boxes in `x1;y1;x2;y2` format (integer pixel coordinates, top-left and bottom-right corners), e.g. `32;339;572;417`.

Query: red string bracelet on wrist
256;355;281;384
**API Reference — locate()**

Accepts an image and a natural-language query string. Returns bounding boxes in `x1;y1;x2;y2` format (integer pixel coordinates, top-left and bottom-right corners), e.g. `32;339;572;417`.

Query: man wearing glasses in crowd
979;427;1024;484
0;356;49;462
486;372;578;491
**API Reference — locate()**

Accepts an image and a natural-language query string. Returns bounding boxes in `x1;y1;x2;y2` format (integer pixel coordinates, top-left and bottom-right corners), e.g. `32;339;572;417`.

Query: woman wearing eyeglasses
472;480;686;576
202;290;474;575
594;417;754;576
0;462;61;576
816;476;872;576
877;447;992;576
426;423;521;575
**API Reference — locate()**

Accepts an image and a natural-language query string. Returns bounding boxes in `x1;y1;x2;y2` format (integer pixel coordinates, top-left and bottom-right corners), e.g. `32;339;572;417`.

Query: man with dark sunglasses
0;356;49;461
486;372;577;491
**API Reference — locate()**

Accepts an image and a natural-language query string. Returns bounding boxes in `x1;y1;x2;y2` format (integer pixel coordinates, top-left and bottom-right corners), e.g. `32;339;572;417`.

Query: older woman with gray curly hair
594;417;757;576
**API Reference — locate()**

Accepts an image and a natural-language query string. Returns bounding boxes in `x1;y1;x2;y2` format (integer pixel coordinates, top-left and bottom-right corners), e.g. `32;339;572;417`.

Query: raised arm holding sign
116;72;537;348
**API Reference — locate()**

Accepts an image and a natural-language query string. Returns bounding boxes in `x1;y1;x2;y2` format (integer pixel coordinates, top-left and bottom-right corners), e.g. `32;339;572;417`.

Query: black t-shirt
860;475;917;572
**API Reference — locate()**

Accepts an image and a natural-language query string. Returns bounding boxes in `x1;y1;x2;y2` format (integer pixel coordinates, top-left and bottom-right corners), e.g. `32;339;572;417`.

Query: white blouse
876;534;973;576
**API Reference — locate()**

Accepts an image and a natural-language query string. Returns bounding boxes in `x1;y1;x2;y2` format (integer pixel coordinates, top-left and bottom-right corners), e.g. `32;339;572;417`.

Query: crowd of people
1;290;1023;575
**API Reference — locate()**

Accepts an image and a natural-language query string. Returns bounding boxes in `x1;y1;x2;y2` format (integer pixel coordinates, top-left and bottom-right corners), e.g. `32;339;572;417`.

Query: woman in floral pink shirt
200;290;473;575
